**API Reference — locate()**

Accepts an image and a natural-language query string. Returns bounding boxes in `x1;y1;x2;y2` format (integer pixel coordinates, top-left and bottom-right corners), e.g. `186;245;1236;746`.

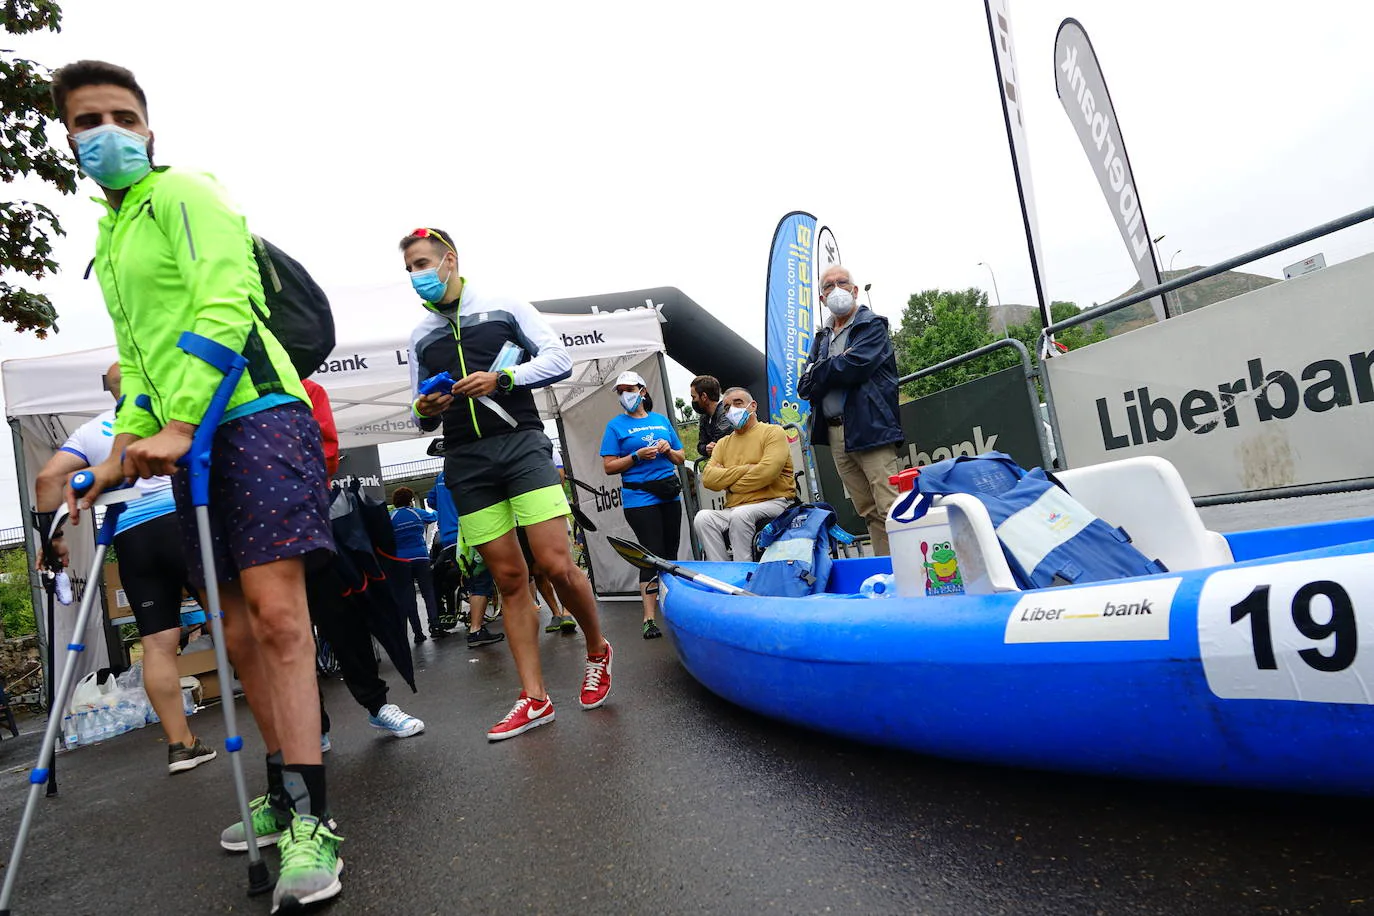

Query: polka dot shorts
171;402;335;587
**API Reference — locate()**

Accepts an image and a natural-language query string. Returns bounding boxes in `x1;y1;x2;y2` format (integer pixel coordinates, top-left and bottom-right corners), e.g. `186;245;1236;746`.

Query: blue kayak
661;514;1374;796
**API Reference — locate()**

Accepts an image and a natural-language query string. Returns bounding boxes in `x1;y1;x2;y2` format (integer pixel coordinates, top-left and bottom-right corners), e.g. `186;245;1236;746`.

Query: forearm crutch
174;332;272;896
0;484;141;914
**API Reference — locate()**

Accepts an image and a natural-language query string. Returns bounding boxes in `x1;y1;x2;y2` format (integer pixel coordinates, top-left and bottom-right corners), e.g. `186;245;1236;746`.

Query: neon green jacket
92;166;306;439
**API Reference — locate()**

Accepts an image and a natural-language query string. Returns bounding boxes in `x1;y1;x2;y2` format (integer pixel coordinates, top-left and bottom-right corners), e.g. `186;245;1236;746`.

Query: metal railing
1040;203;1374;505
1046;204;1374;336
381;457;442;482
897;336;1052;469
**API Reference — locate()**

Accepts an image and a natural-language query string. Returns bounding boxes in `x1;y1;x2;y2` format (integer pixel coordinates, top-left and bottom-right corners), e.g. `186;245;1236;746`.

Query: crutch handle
174;332;249;507
68;470;96;498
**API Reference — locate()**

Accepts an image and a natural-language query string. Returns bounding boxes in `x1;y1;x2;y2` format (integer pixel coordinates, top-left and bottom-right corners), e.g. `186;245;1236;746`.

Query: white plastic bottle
859;573;896;598
75;710;91;746
886;468;966;599
62;715;78;751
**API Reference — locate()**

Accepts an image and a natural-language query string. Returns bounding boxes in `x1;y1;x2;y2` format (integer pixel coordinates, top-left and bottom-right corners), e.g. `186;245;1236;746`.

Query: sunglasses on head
409;227;456;255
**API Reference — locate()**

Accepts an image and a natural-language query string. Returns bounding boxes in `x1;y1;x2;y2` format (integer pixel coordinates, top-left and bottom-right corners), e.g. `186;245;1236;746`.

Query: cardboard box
176;644;221;701
193;670;222;703
175;645;218;677
102;563;128;622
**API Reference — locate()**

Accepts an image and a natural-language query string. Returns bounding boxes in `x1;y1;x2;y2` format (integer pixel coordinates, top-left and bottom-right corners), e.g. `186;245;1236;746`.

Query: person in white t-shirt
34;363;217;776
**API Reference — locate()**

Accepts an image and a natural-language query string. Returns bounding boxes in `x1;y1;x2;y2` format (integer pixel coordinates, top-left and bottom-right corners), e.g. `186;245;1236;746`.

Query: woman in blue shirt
599;371;685;639
389;486;441;643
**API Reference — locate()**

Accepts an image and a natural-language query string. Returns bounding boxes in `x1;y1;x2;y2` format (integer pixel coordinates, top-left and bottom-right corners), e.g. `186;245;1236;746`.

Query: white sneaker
368;703;424;738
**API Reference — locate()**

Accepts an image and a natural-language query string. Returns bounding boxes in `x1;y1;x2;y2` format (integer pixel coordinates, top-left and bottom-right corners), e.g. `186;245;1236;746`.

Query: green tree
895;291;1109;402
674;396;692;425
0;548;37;638
894;288;1007;398
1;0;78;338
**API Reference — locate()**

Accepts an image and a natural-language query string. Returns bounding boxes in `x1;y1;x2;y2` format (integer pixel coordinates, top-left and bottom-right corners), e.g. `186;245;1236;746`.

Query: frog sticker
921;539;964;596
777;400;805;442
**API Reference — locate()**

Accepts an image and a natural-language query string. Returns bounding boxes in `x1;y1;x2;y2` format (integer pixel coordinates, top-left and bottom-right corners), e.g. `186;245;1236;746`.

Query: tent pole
10;419;57;792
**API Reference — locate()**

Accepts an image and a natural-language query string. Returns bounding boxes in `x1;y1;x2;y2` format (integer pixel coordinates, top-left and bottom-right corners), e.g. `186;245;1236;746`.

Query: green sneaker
545;615;562;633
559;614;578;634
219;794;292;852
271;813;344;913
642;619;663;640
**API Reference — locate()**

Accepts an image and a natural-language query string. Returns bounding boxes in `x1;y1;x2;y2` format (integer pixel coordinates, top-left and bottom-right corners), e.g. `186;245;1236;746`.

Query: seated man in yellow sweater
694;387;796;562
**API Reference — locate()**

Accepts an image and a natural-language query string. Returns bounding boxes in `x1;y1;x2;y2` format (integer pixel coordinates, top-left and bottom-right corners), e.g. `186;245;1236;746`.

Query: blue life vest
748;503;852;598
891;453;1167;589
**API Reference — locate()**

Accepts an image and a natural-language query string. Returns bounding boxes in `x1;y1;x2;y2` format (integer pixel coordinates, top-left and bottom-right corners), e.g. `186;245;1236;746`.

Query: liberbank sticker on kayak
1004;579;1180;644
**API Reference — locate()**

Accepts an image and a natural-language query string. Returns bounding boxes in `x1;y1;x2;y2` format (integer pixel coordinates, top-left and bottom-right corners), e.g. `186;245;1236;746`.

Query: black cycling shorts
112;513;193;637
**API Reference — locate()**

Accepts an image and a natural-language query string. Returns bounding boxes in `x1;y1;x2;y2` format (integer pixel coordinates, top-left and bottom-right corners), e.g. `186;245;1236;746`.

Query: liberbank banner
1054;19;1166;322
764;211;818;430
1046;252;1374;496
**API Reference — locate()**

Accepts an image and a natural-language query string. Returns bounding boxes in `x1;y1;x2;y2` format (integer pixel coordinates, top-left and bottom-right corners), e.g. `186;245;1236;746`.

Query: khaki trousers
829;424;900;556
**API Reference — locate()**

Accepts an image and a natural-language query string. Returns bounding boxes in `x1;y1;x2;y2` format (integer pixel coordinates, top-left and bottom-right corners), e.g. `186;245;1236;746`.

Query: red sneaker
486;692;555;741
580;640;613;710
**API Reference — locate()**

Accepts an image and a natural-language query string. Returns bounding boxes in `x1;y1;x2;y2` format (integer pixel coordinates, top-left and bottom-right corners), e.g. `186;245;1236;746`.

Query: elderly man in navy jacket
798;265;903;555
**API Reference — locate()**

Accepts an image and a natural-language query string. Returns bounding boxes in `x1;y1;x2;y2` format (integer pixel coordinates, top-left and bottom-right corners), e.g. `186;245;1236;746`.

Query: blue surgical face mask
73;124;152;190
727;405;752;430
618;391;643;413
411;255;453;303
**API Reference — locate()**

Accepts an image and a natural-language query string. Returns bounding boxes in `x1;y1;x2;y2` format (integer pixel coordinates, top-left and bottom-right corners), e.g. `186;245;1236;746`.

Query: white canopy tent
4;306;667;450
3;304;667;681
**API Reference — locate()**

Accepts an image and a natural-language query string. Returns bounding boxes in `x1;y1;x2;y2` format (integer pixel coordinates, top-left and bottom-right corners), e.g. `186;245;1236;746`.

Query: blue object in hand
419;371;455;397
69;470;96;497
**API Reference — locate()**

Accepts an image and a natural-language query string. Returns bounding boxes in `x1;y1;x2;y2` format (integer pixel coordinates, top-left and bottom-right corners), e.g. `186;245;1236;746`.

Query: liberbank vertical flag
1054;19;1167;322
984;0;1051;330
764;211;817;431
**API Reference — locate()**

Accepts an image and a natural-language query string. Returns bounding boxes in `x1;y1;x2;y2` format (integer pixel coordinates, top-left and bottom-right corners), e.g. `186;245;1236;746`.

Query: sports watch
496;368;516;394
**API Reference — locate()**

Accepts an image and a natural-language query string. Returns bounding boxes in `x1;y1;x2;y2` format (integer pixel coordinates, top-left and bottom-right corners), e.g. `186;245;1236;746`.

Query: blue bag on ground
748;503;844;598
891;452;1166;589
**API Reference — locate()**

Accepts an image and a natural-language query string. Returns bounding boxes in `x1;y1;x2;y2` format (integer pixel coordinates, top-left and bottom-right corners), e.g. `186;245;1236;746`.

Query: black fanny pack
624;475;682;501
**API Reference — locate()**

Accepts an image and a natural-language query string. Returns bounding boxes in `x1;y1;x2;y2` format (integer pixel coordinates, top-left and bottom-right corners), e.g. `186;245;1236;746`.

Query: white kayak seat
934;456;1233;595
937;493;1022;594
1053;456;1232;574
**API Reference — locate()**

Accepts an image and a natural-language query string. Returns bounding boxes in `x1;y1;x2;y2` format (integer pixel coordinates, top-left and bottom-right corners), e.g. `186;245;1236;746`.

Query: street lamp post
1169;248;1183;312
976;261;1008;338
1150;233;1173;318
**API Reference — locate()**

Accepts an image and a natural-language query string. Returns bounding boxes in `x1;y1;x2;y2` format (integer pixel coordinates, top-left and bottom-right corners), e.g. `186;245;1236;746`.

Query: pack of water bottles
61;661;198;750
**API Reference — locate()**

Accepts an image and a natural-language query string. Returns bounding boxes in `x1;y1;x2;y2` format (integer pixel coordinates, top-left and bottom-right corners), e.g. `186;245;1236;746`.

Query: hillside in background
1097;268;1280;333
990;268;1280;337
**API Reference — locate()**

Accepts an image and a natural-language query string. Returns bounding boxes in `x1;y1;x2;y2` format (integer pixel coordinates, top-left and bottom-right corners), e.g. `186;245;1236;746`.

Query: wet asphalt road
0;601;1370;916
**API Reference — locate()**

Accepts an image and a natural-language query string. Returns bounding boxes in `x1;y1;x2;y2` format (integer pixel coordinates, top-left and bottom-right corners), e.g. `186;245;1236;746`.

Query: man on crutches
51;60;342;912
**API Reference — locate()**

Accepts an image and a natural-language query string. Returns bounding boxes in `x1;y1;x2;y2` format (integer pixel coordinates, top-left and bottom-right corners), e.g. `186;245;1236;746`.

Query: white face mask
618;390;643;413
726;405;752;430
825;287;856;317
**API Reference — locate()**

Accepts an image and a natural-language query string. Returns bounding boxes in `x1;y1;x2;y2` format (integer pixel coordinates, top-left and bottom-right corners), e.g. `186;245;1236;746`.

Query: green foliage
0;548;38;638
673;396;692;425
1;0;78;338
677;418;700;461
895;291;1108;401
895;288;1007;399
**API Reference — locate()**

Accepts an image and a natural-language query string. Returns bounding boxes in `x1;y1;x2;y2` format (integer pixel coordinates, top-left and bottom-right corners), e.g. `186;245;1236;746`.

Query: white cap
615;370;646;389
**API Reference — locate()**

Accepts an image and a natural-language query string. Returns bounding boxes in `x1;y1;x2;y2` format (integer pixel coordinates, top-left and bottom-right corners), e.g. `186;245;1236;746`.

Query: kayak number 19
1229;581;1357;672
1199;557;1372;704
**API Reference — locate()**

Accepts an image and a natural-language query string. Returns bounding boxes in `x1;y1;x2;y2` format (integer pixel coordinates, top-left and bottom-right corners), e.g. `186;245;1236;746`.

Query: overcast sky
2;0;1372;528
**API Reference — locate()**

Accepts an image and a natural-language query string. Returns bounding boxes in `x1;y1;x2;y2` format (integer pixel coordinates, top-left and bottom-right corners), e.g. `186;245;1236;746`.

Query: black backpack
251;236;335;380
